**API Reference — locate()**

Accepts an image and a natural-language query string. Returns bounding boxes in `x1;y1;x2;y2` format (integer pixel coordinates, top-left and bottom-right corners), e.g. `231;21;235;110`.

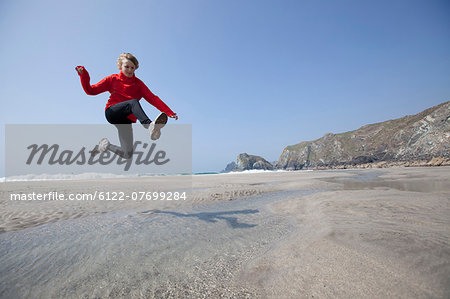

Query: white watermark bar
5;124;192;179
9;191;187;201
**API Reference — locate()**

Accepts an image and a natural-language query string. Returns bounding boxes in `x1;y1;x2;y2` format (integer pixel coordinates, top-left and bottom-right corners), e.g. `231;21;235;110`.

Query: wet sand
244;167;450;298
0;170;336;233
1;167;449;298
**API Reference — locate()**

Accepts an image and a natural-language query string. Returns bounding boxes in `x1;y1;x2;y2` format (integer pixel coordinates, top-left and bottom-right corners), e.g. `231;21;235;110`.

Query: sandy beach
1;167;449;298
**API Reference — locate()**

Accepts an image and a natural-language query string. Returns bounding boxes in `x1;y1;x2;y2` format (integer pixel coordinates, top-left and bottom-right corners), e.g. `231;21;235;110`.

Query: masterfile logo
5;124;192;177
25;141;170;171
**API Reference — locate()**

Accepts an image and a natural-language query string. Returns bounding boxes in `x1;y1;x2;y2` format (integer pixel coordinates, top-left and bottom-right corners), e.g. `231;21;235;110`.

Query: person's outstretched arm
75;66;111;96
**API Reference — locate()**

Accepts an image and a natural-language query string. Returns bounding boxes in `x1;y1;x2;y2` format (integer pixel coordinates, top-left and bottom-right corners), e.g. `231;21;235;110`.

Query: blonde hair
117;53;139;70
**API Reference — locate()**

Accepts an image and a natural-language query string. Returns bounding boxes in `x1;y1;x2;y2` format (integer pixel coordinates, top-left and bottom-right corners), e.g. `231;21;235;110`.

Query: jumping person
76;53;177;158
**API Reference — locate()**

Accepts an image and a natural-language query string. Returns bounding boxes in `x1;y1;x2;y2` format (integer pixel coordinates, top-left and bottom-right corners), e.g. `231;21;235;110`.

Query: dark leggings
105;99;152;159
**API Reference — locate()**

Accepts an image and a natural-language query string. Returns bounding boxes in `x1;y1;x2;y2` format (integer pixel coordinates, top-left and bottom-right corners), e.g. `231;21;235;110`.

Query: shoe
98;138;110;152
149;113;168;140
90;138;110;157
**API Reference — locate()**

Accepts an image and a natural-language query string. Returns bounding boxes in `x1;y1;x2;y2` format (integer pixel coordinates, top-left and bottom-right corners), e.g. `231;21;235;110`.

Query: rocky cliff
277;101;450;170
238;153;274;170
223;153;274;172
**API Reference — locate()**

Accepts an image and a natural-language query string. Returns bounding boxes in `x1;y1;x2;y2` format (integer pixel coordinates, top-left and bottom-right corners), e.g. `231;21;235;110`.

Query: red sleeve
140;81;175;117
76;66;111;96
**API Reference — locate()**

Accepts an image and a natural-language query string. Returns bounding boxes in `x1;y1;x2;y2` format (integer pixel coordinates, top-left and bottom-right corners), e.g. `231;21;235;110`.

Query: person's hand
75;66;85;75
170;113;178;120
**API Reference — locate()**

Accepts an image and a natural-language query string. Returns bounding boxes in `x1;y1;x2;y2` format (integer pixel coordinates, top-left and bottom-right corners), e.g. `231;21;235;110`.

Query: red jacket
77;66;175;122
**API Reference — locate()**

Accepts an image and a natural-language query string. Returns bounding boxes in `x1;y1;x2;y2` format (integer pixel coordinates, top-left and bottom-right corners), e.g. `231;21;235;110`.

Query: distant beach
1;167;449;297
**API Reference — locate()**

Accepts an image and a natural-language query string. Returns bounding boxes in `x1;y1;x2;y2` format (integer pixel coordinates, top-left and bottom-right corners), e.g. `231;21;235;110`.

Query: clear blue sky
1;0;449;174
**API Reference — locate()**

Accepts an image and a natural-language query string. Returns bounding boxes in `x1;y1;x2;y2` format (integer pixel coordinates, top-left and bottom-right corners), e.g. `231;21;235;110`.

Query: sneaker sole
99;138;110;152
150;113;168;140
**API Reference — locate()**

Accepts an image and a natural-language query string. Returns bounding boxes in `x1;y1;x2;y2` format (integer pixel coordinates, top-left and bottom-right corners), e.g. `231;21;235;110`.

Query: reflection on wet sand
324;172;450;193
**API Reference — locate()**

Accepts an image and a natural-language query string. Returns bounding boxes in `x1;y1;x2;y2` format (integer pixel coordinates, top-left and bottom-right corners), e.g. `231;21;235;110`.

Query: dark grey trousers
104;99;152;159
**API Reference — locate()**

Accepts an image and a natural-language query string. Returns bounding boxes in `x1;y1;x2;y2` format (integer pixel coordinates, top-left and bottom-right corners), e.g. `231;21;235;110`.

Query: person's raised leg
109;99;167;140
107;99;152;127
